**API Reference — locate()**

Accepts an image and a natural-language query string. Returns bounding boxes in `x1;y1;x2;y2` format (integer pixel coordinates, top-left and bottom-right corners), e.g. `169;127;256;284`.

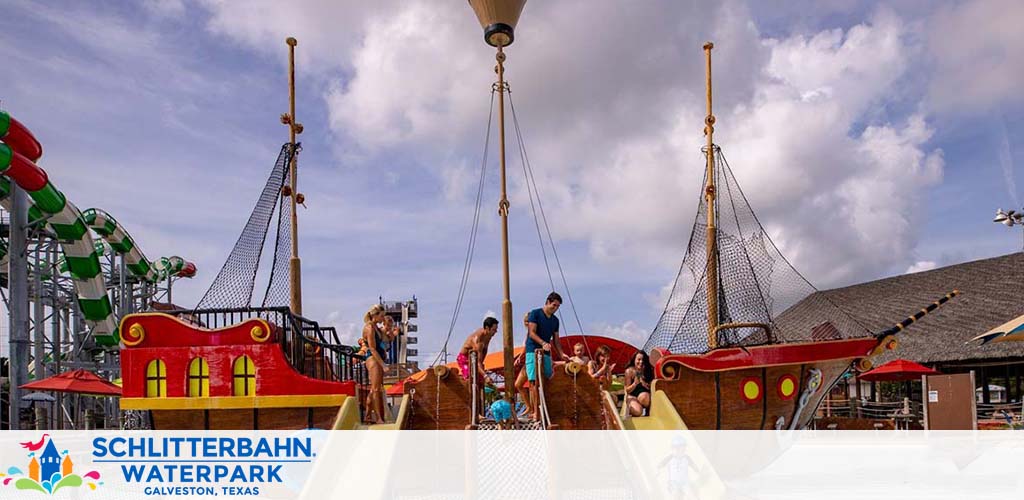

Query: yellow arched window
232;355;256;396
187;358;210;397
145;360;167;397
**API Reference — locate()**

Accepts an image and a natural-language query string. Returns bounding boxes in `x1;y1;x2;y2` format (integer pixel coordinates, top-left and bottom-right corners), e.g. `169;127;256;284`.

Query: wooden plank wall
403;370;473;430
656;360;853;430
544;369;609;430
152;406;340;430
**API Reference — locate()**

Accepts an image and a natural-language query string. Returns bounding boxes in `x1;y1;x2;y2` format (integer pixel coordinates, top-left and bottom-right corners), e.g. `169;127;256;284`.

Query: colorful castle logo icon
1;435;101;495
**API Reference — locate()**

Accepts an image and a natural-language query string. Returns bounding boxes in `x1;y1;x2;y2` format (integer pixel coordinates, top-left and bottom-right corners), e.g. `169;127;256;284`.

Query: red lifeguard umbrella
859;359;939;382
20;369;122;396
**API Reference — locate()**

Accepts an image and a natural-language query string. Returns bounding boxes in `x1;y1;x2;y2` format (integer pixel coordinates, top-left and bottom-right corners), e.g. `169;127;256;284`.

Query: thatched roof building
805;252;1024;366
791;252;1024;404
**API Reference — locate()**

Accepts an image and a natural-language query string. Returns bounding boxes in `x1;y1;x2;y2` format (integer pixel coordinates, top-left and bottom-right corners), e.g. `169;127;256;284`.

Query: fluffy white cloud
906;260;937;273
325;3;485;153
199;0;379;70
592;320;649;348
325;310;362;345
711;9;945;285
199;1;950;292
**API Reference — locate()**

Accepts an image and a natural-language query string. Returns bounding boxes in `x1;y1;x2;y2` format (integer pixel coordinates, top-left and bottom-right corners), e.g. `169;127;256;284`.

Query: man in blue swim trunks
525;292;570;421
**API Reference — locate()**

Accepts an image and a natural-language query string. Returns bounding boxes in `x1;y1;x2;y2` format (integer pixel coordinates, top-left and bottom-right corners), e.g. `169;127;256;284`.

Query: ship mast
703;42;719;349
282;37;305;315
469;0;527;404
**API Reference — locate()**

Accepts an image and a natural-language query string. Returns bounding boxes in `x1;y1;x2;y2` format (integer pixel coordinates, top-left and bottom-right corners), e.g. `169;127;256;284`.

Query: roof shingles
799;253;1024;364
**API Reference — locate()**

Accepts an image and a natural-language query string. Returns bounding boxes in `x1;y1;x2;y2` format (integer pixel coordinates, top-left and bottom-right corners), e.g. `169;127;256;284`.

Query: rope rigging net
195;143;297;310
644;146;872;354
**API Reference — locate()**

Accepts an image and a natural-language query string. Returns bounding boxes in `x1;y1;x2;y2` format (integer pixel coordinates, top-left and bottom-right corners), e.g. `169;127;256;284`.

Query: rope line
432;90;496;367
507;85;556;295
535;349;551;429
471;351;478;427
572;367;579;428
507;91;592;358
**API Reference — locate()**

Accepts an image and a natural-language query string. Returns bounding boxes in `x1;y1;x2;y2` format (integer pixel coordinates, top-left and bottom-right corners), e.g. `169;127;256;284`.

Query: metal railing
162;306;367;386
976;401;1024;424
818;398;924;420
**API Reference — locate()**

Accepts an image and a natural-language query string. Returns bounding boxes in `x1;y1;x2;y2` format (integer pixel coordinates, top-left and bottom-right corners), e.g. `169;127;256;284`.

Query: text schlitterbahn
92;437;313;496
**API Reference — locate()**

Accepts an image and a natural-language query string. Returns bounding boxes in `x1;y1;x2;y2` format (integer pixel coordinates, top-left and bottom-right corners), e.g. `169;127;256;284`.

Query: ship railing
712;322;775;347
160;306;367;386
168;306;293;332
281;312;368;386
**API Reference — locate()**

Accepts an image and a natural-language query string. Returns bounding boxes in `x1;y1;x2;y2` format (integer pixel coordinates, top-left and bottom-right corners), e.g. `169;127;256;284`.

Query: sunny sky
1;0;1022;362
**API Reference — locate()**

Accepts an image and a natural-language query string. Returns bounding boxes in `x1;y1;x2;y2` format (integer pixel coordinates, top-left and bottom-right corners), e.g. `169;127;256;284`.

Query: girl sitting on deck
587;345;616;388
624;350;653;417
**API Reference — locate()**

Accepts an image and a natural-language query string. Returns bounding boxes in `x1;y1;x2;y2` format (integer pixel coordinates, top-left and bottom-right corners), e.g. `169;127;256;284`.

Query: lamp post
993;208;1024;251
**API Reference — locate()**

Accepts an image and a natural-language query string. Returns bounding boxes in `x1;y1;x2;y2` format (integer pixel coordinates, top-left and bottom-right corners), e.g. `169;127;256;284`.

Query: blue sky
1;0;1022;361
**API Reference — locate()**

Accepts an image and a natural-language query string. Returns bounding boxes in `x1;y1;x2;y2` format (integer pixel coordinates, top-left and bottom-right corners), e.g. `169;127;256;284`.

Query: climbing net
644;147;871;354
195;143;297;310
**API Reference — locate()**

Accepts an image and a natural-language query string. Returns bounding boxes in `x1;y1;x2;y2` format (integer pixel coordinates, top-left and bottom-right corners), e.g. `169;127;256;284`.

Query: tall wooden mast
703;42;719;349
282;37;304;315
469;0;527;403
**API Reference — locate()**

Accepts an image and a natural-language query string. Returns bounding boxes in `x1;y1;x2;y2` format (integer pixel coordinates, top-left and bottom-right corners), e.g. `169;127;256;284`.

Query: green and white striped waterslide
2;111;195;347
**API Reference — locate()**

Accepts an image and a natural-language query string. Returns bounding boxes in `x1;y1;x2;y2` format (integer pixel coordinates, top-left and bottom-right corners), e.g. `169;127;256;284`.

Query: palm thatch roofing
783;252;1024;365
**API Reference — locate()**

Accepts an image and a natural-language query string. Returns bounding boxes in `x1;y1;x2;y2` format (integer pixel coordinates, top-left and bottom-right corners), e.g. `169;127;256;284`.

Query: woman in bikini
624;350;653;417
363;303;395;424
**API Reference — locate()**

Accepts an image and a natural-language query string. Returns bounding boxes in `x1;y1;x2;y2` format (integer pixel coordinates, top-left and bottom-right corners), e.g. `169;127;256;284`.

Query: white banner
0;430;1019;499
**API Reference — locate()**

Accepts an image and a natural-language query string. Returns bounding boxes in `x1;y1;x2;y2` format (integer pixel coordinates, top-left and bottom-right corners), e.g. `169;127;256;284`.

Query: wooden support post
702;42;719;348
284;36;303;315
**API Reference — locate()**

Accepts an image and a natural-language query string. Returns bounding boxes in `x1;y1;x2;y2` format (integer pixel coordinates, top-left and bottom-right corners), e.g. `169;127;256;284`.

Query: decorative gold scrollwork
122;323;145;347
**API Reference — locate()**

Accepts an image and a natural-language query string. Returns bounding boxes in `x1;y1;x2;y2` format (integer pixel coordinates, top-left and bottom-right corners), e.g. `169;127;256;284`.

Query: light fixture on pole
994;208;1024;250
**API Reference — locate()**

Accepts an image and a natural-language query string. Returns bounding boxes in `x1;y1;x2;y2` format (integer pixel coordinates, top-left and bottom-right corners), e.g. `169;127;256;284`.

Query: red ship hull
119;313;356;430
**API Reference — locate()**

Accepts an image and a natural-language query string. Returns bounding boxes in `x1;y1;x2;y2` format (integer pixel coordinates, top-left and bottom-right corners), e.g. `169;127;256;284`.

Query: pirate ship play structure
115;1;959;431
637;42;960;430
392;0;960;431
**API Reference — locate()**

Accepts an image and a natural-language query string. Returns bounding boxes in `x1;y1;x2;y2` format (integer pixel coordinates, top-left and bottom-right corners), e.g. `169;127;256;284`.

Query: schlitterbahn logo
92;436;313;496
1;434;103;494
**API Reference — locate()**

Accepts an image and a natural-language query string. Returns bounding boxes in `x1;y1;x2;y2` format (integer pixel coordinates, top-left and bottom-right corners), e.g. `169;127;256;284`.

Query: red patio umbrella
859;359;939;382
20;369;122;396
